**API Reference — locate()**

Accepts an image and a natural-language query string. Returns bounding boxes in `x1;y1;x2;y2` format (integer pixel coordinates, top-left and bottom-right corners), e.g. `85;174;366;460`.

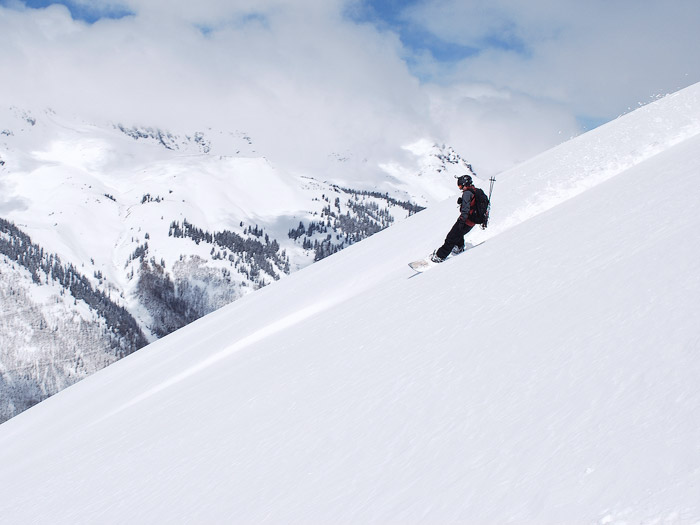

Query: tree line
0;217;148;356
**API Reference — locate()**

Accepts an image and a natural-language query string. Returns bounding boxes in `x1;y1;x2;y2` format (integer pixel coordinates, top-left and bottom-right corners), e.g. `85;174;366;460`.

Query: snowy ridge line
500;137;693;233
491;86;700;236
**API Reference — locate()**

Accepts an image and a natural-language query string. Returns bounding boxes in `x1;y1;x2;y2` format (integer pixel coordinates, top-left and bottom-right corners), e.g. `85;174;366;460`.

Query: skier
430;174;477;263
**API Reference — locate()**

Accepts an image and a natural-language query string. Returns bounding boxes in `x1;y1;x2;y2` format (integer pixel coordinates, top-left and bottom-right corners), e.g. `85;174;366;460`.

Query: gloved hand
457;197;462;205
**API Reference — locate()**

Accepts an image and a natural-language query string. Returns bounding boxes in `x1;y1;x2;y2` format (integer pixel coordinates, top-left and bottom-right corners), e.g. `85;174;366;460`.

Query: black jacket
458;187;475;225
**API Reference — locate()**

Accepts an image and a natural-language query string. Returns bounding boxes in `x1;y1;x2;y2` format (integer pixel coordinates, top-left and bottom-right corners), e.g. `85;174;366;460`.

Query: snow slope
0;83;699;523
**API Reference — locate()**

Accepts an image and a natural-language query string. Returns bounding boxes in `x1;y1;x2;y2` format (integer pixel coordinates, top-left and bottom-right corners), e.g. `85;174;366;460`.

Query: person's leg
435;220;470;260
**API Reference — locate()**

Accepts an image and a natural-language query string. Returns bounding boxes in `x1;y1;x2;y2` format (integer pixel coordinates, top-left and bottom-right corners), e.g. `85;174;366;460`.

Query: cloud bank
1;0;698;176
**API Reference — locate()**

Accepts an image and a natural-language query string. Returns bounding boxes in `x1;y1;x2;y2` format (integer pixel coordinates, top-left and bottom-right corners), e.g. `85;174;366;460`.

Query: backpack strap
465;187;477;226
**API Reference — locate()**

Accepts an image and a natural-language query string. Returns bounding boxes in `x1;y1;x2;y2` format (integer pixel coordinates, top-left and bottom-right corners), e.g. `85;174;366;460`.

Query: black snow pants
435;219;473;260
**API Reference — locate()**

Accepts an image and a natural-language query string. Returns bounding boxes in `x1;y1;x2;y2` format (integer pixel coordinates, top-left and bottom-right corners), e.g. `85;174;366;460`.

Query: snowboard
408;258;435;272
408;241;484;273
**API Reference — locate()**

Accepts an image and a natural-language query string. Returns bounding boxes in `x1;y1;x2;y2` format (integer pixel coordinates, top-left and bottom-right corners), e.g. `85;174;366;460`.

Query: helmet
457;174;472;187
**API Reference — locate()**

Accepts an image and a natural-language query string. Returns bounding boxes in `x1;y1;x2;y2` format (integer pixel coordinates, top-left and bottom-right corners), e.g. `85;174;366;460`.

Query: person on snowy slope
431;174;477;263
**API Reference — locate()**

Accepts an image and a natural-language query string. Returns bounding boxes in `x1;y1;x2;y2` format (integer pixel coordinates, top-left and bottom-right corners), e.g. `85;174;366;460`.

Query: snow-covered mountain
1;83;698;523
0;106;474;421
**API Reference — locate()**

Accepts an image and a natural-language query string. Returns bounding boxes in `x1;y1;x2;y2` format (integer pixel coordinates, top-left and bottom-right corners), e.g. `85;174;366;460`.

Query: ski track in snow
98;292;353;422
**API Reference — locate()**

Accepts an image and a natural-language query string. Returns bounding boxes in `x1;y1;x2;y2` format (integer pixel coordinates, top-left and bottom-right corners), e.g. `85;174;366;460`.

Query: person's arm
459;189;474;223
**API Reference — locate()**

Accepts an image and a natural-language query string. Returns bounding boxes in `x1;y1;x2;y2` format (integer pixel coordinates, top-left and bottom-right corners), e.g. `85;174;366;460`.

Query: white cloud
405;0;700;118
1;1;436;174
0;0;697;178
425;83;578;175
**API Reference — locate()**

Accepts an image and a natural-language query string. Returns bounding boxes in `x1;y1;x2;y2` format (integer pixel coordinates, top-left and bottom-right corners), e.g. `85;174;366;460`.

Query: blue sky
1;0;698;175
5;0;132;23
346;0;479;64
11;0;524;69
11;0;484;63
346;0;530;67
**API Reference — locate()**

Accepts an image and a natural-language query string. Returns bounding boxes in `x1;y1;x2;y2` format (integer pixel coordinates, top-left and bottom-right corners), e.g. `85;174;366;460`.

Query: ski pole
483;177;496;229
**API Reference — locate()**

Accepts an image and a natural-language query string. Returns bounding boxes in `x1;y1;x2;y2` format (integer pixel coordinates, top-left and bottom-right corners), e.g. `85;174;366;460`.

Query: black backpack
468;187;490;226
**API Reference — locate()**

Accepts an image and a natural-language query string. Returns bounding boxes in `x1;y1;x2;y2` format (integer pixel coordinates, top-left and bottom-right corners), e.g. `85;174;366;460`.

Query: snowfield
1;83;699;523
